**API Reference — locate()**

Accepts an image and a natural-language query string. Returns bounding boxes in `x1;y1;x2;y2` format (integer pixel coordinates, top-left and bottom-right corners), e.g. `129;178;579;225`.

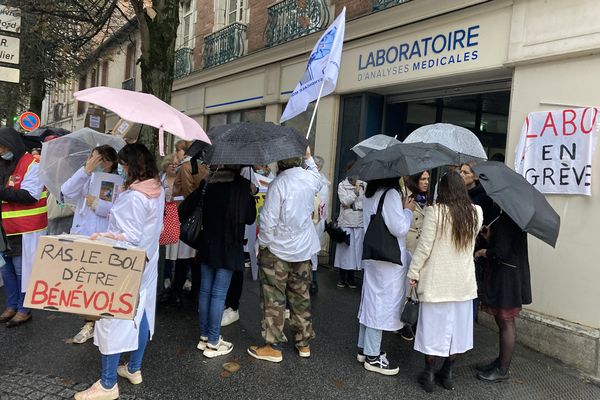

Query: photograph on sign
0;34;19;64
0;5;21;34
24;235;147;320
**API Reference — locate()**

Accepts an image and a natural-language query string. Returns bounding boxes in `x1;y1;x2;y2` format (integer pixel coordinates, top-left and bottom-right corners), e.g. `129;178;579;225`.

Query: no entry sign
19;111;40;132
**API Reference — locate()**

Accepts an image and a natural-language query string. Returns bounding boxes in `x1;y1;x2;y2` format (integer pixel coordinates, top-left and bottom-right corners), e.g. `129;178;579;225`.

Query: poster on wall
515;108;600;195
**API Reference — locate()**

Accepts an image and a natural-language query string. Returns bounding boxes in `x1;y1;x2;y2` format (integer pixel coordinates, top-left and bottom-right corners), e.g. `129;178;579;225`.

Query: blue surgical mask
117;164;127;180
1;152;13;160
94;166;104;173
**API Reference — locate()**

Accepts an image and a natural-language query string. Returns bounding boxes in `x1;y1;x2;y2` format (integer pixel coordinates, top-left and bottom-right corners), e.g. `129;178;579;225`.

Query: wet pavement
1;267;600;399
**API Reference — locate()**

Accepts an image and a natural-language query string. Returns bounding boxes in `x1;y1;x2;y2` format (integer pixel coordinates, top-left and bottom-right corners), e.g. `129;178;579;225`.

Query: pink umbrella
74;86;211;155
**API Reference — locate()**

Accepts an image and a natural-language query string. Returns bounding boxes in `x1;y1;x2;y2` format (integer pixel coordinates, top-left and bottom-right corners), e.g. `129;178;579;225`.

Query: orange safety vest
1;152;48;236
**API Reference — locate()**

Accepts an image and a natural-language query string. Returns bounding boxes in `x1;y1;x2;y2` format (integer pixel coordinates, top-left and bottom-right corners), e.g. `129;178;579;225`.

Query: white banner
280;8;346;123
515;108;600;195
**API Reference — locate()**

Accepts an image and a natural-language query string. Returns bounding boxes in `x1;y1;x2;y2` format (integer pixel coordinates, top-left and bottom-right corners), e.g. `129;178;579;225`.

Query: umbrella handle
159;127;165;156
478;173;489;181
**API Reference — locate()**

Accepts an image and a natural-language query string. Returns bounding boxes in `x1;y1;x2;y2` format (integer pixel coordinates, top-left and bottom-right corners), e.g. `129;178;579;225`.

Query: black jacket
468;182;497;226
482;212;532;309
198;171;256;271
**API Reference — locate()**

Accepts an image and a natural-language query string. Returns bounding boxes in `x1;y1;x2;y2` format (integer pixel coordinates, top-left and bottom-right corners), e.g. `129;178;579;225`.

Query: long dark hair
365;177;400;198
94;144;118;173
436;171;479;251
117;143;159;188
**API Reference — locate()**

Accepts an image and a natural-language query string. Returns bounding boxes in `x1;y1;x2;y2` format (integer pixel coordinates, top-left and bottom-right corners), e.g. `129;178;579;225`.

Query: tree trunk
29;77;45;117
134;0;180;156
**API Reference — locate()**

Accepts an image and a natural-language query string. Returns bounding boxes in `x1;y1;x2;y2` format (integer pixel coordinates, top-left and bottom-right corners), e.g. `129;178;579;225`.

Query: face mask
117;164;127;180
1;152;13;160
94;166;104;173
255;168;265;176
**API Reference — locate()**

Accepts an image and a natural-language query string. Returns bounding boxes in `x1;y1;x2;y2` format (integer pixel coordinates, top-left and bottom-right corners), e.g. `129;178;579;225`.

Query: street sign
0;5;20;34
0;65;19;83
0;34;19;64
19;112;41;132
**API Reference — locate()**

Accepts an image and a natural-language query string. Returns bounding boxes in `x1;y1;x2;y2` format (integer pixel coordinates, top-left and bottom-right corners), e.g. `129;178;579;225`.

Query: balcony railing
203;23;247;69
265;0;330;48
372;0;412;12
122;78;135;91
174;47;194;79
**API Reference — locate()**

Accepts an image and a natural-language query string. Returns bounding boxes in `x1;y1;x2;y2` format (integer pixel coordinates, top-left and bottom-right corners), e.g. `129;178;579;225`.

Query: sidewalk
1;267;599;399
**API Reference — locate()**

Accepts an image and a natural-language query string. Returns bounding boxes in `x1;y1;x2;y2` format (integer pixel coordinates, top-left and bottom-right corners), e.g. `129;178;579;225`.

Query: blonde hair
175;140;191;152
161;153;177;171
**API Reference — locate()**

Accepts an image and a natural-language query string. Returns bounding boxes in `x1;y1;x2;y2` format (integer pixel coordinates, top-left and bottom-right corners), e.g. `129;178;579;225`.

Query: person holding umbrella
61;145;119;344
473;209;532;382
0;127;48;328
74;143;164;400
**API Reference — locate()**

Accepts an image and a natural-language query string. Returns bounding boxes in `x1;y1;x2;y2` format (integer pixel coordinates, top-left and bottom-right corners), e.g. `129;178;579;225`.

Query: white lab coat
259;157;322;262
20;162;47;292
311;171;330;271
61;167;113;236
94;188;165;355
358;188;413;331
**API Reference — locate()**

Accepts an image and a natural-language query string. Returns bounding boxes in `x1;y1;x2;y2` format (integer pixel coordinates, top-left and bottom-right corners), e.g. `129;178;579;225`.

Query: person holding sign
61;145;119;344
74;143;164;400
0;127;48;328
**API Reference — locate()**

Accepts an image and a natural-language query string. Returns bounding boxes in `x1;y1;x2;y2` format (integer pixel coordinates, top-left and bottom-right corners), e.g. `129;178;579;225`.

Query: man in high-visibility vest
0;127;48;328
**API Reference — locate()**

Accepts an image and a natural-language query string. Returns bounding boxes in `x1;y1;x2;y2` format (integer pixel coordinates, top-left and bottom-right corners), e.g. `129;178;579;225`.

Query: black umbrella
347;142;469;181
473;161;560;247
197;122;308;165
22;127;71;151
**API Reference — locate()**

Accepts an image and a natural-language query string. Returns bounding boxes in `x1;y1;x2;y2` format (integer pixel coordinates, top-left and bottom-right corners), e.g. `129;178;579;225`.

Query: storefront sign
338;7;510;92
0;5;21;34
515;108;600;196
0;34;19;64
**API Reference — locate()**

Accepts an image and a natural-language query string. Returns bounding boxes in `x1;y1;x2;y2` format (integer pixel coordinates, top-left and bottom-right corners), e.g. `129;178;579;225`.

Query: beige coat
407;204;483;303
406;202;425;254
173;160;207;198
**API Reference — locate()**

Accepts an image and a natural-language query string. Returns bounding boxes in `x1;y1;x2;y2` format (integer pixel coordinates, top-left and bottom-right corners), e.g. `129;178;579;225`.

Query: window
90;67;99;87
124;43;135;80
77;74;87;115
176;0;196;49
226;0;244;25
207;107;265;130
101;61;109;86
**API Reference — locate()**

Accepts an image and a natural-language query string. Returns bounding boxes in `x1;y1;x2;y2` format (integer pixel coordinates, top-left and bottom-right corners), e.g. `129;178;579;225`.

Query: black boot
475;358;499;372
435;358;455;390
418;356;435;393
477;366;509;382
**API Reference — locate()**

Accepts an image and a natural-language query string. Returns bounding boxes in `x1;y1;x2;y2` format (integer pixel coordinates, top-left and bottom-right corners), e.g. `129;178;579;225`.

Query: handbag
401;286;420;326
362;188;402;265
178;181;207;250
325;221;350;245
159;201;180;245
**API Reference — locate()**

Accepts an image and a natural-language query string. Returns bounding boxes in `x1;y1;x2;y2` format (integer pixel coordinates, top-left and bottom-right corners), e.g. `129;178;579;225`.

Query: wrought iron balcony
174;47;194;79
265;0;330;48
203;23;247;69
121;78;135;91
372;0;412;12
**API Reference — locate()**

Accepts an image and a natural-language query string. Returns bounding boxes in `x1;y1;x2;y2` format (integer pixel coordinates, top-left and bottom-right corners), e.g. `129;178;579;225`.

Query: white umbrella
39;128;126;201
351;134;401;158
404;123;487;161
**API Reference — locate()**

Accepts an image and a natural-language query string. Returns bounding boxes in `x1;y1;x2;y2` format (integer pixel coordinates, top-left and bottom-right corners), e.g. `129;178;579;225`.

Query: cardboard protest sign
24;235;146;320
515;108;600;195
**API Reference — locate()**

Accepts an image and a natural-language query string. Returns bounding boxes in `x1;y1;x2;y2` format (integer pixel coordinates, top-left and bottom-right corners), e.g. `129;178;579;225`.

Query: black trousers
225;269;244;311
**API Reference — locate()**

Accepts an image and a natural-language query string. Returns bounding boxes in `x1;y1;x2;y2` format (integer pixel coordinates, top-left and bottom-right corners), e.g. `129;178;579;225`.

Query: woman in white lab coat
75;143;164;400
61;145;119;344
357;178;415;376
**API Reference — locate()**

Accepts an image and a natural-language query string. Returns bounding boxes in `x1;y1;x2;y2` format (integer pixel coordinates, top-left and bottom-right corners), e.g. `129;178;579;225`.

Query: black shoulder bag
362;188;402;265
178;180;207;250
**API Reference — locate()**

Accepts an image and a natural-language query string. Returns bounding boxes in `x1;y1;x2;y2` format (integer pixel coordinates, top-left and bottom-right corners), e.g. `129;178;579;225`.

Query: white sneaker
203;337;234;358
116;364;143;385
72;322;95;344
164;278;171;289
285;309;290;320
221;308;240;327
197;335;208;351
183;279;192;291
74;380;119;400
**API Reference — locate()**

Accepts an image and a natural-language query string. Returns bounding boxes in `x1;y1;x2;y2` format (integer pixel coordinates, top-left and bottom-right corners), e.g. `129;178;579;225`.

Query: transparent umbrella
404;123;487;161
39;128;126;201
351;134;401;158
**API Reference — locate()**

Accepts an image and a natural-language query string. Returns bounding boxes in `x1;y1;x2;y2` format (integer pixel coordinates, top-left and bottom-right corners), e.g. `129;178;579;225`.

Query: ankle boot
418;359;435;393
435;358;455;390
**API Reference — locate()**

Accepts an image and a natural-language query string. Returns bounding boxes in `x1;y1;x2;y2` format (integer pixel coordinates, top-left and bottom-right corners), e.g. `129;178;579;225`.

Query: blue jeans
0;255;28;314
199;264;233;345
100;312;149;389
357;323;383;357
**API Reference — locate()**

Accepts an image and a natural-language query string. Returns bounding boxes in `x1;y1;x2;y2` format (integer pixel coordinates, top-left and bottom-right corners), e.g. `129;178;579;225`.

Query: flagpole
306;79;326;140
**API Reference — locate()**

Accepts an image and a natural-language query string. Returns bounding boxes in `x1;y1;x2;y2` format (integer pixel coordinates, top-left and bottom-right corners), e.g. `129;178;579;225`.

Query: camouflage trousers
259;247;315;347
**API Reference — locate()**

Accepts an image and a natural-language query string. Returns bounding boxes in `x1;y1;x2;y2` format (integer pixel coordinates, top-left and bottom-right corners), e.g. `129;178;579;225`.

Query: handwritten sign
515;108;600;195
24;235;147;319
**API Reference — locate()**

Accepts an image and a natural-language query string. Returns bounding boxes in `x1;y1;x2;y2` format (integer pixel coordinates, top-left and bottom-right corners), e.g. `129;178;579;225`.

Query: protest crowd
0;121;535;399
